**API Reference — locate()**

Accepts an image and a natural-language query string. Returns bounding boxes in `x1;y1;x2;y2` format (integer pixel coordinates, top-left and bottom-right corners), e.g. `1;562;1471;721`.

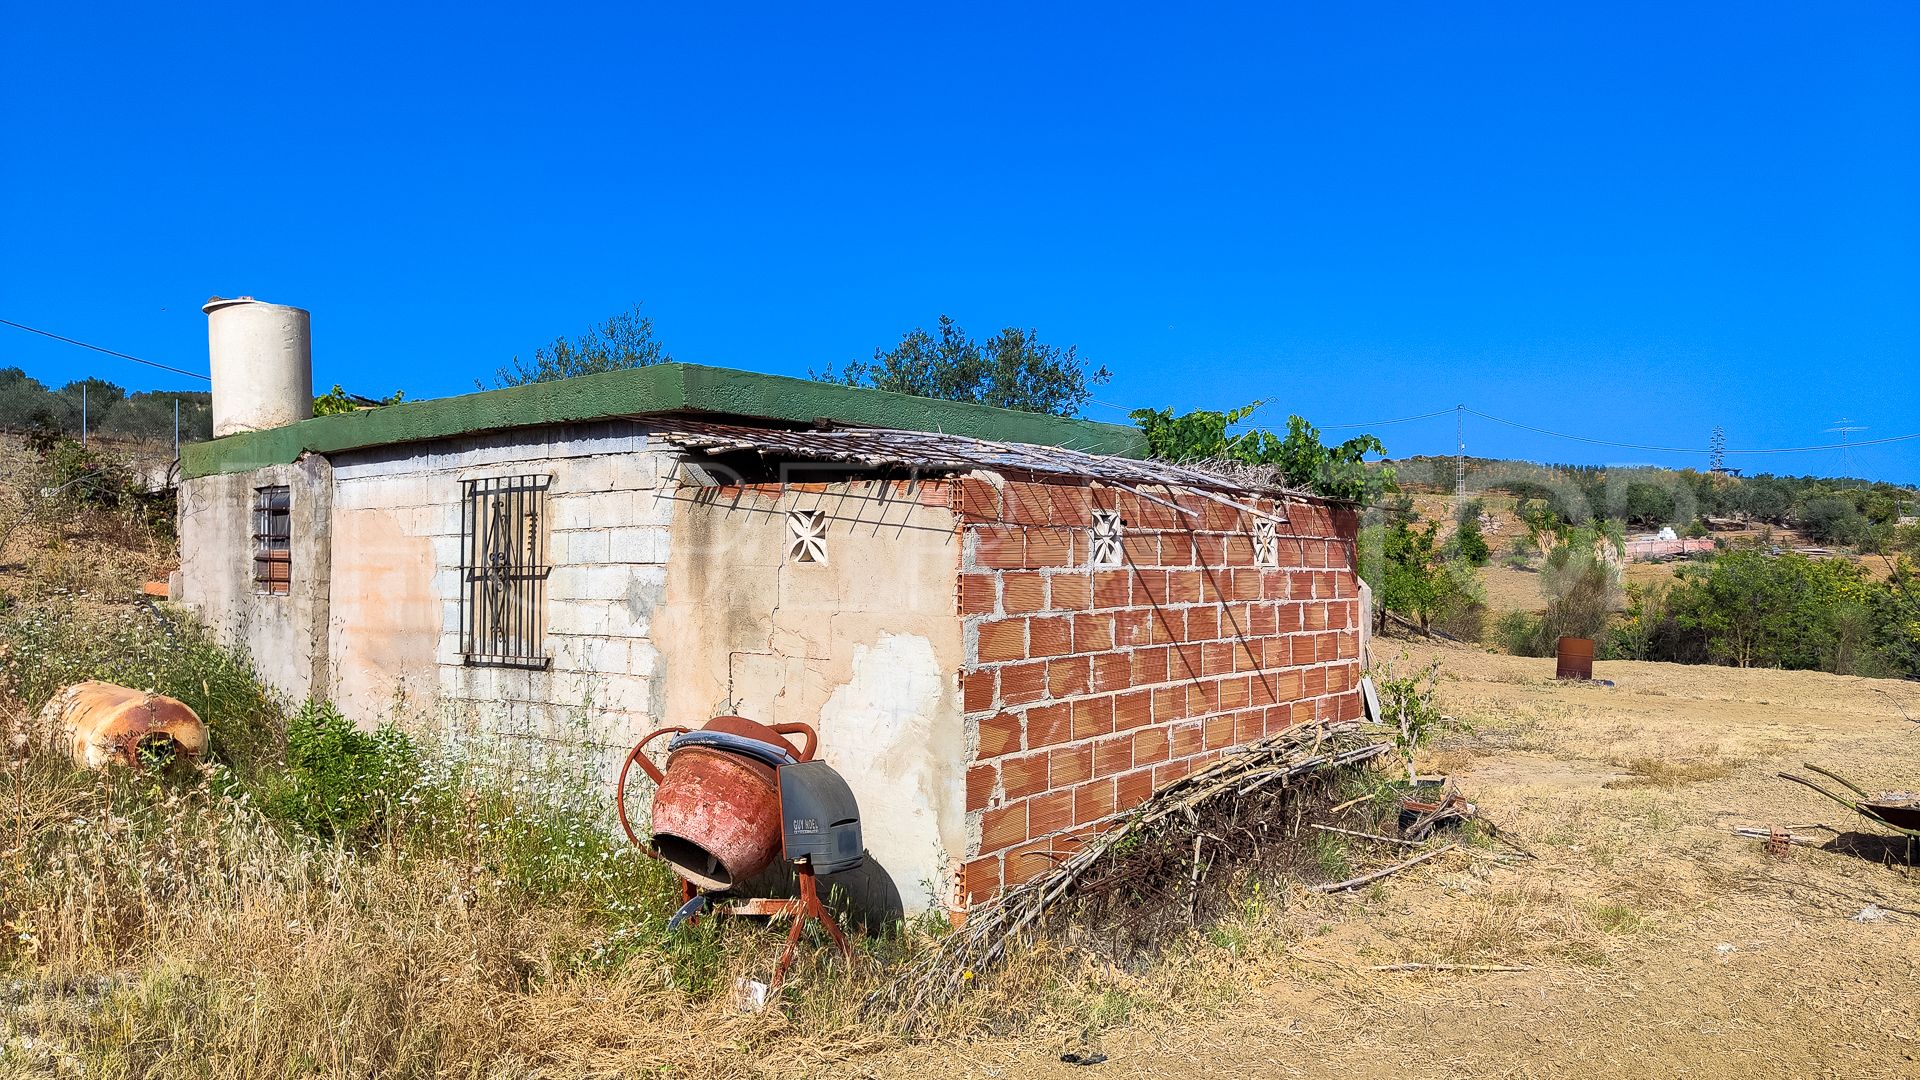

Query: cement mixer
617;715;863;989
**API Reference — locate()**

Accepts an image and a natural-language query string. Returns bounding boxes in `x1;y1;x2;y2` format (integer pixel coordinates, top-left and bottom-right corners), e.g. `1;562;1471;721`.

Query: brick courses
953;476;1363;906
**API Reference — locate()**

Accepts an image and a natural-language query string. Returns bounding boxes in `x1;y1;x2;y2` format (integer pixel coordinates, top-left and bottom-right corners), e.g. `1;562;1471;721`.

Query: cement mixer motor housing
777;760;864;876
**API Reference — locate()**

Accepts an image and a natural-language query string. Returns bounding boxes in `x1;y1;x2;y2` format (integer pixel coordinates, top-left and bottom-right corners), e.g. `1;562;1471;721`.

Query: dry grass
850;645;1920;1079
0;744;849;1078
6;446;1919;1078
0;731;1429;1078
1602;755;1736;789
0;434;177;606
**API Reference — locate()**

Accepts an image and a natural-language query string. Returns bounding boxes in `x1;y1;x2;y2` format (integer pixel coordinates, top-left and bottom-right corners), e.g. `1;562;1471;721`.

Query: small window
787;509;828;563
1253;520;1279;568
1091;511;1123;567
460;475;551;668
252;486;291;595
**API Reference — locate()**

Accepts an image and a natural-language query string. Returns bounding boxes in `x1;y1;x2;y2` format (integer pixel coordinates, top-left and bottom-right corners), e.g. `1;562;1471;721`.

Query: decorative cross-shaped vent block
1090;510;1123;568
787;509;828;564
1253;520;1279;568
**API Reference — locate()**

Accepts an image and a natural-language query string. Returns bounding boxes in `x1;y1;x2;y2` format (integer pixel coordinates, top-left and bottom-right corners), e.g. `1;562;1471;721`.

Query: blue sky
3;4;1916;481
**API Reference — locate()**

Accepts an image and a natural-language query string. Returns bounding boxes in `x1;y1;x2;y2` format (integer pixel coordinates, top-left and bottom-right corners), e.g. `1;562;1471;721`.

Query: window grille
1091;511;1123;567
252;486;291;595
460;475;551;668
1253;520;1279;568
786;509;828;563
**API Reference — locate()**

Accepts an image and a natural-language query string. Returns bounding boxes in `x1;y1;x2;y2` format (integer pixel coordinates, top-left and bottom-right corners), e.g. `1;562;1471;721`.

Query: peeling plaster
816;632;963;914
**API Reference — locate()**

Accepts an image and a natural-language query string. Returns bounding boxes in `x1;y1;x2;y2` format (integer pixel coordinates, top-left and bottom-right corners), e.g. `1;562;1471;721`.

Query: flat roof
181;362;1149;478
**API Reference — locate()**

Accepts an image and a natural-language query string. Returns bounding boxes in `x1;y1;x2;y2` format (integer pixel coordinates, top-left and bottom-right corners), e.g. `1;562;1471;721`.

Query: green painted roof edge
180;362;1148;478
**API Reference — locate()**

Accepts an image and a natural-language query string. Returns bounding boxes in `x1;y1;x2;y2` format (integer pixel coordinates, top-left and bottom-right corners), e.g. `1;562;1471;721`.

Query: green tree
1360;519;1481;635
0;367;66;430
96;391;213;441
1515;496;1568;553
1665;550;1863;669
1450;512;1491;566
1617;481;1676;527
815;315;1109;416
57;377;125;420
1736;478;1793;523
314;385;407;417
491;303;672;388
1797;496;1868;547
1131;405;1394;503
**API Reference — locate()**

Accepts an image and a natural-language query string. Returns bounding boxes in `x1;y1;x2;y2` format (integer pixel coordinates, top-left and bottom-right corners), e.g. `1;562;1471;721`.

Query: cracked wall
655;479;966;917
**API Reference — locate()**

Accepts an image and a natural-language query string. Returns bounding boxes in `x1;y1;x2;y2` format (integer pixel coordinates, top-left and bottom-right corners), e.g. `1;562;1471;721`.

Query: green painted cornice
182;363;1147;477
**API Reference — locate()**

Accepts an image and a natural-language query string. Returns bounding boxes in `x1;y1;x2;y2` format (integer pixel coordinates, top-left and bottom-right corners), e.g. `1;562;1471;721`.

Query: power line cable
1322;407;1457;429
1464;408;1920;455
1097;394;1917;458
0;317;211;381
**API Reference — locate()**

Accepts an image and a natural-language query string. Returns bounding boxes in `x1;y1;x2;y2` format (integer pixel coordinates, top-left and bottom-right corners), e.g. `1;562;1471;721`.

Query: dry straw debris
872;720;1393;1027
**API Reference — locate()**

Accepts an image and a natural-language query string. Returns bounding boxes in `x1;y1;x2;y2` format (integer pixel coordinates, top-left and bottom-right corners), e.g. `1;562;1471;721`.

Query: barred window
460;475;551;668
252;486;291;595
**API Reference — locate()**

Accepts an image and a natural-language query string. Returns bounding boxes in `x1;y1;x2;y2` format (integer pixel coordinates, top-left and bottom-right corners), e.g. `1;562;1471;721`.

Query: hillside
1;436;1915;1078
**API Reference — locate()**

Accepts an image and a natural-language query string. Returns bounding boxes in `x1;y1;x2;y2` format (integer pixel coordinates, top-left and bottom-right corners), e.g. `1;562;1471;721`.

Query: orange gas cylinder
617;716;817;892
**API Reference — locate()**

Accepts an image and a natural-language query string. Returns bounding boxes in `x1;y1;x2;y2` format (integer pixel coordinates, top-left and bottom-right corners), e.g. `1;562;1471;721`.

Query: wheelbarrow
1777;763;1920;855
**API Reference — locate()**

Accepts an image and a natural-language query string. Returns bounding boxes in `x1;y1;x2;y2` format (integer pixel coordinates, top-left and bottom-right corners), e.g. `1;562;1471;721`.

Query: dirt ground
863;643;1920;1080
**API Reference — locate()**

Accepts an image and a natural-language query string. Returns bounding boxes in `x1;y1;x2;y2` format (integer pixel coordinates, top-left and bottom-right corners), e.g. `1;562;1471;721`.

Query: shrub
253;701;418;843
1450;514;1491;567
1634;550;1919;676
1371;655;1457;781
1538;528;1620;644
1495;610;1549;657
1432;561;1487;640
1603;581;1671;661
30;435;175;539
1501;536;1534;570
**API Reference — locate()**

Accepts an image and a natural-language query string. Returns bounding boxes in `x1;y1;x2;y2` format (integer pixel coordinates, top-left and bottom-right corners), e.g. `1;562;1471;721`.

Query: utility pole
1826;418;1866;480
173;398;181;462
81;383;87;446
1455;404;1466;499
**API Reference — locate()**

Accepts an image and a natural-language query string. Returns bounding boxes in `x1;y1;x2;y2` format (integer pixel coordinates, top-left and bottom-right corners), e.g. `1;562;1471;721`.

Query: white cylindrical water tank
202;296;313;438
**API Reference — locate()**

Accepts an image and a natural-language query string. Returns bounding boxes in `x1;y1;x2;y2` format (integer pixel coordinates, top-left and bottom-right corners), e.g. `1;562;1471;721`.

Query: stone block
606;526;666;564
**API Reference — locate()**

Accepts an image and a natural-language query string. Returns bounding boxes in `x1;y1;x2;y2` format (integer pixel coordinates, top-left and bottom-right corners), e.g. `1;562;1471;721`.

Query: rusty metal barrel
618;716;818;891
42;681;208;770
1556;636;1595;681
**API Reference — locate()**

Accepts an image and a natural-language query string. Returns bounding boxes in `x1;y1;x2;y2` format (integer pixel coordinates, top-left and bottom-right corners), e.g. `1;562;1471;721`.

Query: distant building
1624;535;1714;561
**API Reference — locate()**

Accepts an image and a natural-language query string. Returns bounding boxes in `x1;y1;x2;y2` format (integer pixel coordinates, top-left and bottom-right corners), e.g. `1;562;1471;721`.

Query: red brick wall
951;476;1363;906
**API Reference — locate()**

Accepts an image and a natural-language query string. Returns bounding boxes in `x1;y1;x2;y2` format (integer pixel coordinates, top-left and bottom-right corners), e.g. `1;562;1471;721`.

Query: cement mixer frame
616;717;857;991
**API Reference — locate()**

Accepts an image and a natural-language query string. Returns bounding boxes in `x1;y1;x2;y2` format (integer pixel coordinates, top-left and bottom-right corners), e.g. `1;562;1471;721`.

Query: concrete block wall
951;475;1363;905
325;421;674;762
175;453;334;705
